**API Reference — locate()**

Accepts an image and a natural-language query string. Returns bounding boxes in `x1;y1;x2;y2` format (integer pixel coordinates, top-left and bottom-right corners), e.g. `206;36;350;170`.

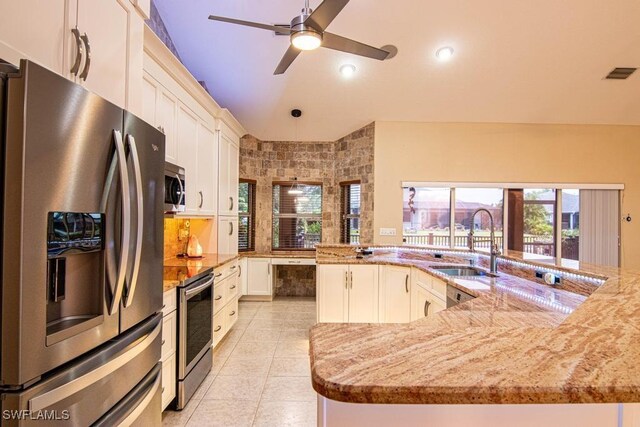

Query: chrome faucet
467;208;501;274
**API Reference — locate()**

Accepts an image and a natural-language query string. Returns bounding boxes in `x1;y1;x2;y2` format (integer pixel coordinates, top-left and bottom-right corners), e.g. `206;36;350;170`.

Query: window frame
340;180;361;245
238;179;256;252
271;181;323;251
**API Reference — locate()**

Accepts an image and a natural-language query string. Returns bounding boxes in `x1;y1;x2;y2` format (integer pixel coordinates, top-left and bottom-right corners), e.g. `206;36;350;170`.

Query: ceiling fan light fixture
435;46;454;61
291;30;322;51
340;64;356;78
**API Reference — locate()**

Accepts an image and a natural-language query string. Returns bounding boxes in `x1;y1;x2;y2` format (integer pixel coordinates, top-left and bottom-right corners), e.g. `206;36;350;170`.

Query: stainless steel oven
176;270;214;410
164;161;185;213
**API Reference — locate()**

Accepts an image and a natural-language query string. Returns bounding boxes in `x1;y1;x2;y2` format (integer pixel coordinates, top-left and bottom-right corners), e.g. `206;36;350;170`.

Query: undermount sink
431;266;491;277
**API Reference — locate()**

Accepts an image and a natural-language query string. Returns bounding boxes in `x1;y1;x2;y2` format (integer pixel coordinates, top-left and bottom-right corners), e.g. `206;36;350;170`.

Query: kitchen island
310;245;640;427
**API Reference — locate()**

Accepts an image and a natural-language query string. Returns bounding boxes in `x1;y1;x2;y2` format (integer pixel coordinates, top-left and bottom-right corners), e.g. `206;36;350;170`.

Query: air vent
274;24;291;36
605;67;637;80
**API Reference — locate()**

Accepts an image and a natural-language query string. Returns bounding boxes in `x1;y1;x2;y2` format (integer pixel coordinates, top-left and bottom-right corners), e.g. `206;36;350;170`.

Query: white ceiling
154;0;640;141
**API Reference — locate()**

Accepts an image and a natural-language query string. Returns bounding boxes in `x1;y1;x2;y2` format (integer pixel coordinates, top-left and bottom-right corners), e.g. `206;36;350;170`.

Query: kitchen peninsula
310;245;640;427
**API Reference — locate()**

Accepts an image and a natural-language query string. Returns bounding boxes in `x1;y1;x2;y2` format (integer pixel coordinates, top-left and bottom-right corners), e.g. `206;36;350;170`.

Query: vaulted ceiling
154;0;640;141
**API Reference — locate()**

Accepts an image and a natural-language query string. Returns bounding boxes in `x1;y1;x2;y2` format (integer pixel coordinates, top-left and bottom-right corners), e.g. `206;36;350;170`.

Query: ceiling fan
208;0;393;75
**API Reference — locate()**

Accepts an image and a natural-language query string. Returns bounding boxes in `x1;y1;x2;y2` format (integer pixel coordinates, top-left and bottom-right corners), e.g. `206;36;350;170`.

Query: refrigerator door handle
123;134;144;308
101;130;131;315
28;322;160;412
117;367;161;427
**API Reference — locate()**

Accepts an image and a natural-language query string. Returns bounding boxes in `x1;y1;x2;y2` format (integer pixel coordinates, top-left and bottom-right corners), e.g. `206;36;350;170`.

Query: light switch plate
379;228;397;236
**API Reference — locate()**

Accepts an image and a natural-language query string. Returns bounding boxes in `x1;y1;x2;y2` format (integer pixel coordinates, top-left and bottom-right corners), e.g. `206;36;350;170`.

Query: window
340;182;361;244
238;180;256;252
523;189;556;256
403;187;451;247
454;188;503;249
272;182;322;250
561;189;579;261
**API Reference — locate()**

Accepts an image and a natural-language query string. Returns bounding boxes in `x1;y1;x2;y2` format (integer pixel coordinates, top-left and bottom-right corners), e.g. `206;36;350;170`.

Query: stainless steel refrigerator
0;59;165;425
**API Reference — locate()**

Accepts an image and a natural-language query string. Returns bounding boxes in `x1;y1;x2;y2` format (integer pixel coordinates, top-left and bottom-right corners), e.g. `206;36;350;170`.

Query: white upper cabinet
379;266;411;323
176;104;199;214
0;0;68;74
196;124;218;216
0;0;142;112
218;125;239;217
218;217;239;256
156;89;178;163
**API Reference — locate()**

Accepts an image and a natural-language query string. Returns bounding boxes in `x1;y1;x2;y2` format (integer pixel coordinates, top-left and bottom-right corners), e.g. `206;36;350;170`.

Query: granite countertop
163;253;238;292
241;251;316;259
309;249;640;405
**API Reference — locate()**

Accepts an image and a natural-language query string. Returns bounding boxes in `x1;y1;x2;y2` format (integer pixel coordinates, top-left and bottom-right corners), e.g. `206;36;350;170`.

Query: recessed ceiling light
340;64;356;78
435;46;454;61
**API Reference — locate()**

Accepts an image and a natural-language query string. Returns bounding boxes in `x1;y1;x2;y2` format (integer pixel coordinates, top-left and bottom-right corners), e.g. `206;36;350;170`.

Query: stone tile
253;400;317;427
269;358;311;377
218;357;272;377
287;312;317;320
161;398;199;426
260;377;316;402
281;318;316;330
252;310;291;320
223;327;245;344
202;375;266;401
232;318;252;329
278;328;310;341
274;340;309;358
239;328;281;342
186;399;258;427
229;341;278;359
212;336;238;359
247;318;284;330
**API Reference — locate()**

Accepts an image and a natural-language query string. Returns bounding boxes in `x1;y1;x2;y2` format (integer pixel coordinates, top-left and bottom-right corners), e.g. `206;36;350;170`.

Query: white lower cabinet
246;258;272;297
316;264;379;323
379;265;411;323
239;257;248;296
317;264;448;325
161;289;177;411
212;260;240;347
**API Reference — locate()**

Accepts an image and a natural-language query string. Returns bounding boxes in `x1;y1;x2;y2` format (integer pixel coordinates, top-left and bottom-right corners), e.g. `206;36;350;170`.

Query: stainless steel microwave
164;161;186;213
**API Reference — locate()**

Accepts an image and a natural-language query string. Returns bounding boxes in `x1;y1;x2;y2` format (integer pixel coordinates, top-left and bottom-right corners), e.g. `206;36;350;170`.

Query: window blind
340;182;361;244
238;180;256;251
272;183;322;250
579;190;620;266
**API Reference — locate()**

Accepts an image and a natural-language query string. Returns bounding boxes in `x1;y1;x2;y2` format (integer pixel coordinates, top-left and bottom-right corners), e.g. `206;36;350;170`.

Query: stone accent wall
239;123;375;252
274;265;316;297
147;1;183;62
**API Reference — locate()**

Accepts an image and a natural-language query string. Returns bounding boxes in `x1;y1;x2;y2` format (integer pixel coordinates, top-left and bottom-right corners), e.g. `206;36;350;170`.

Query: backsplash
164;218;190;260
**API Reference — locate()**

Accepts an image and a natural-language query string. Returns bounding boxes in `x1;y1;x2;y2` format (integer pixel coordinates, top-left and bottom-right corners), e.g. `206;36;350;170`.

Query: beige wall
373;121;640;269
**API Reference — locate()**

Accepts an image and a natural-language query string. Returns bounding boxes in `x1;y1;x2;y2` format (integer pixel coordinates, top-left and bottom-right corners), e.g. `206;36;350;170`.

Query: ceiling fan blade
208;15;291;34
322;32;390;60
304;0;349;32
274;45;302;75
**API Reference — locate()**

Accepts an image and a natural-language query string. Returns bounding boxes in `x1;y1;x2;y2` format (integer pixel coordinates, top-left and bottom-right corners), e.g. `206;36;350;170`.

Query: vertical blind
340;182;361;244
579;190;620;266
238;181;256;251
272;183;322;250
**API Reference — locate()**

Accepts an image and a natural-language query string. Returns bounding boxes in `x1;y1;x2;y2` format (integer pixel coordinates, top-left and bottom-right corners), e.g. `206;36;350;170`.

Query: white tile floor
162;297;317;427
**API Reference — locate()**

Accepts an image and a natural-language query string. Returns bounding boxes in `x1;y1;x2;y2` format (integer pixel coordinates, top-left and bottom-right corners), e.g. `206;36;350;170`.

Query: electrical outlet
379;228;397;236
178;228;189;241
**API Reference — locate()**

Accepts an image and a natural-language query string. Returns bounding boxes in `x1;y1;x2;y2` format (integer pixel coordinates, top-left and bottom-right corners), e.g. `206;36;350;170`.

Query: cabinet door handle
214;295;222;301
161;339;166;346
198;191;204;208
238;265;241;277
405;274;409;293
229;310;236;316
424;300;431;317
267;264;270;275
229;196;234;211
344;271;348;289
215;273;223;278
70;28;83;76
79;33;91;81
214;325;222;332
350;271;353;289
230;285;236;290
228;222;233;236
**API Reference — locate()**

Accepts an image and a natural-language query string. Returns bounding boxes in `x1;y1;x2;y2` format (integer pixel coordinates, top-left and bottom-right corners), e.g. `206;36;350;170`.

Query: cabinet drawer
226;274;239;303
214;259;238;283
430;277;447;301
213;280;228;315
162;289;177;316
226;297;239;329
161;353;176;411
161;311;177;361
213;310;226;347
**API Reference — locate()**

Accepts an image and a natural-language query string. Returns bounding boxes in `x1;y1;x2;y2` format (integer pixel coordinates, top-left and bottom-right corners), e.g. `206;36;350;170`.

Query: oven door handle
185;276;214;298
